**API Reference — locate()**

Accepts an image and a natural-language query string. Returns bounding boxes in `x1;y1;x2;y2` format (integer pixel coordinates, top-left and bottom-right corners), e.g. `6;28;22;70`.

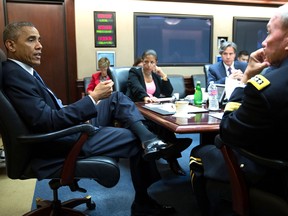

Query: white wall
75;0;276;78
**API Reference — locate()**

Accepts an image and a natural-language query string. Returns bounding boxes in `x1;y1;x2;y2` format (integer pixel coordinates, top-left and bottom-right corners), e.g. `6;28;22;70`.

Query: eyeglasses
143;60;156;65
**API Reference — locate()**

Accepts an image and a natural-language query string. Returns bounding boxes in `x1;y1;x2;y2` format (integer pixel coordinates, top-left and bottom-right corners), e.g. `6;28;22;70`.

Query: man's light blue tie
33;70;63;108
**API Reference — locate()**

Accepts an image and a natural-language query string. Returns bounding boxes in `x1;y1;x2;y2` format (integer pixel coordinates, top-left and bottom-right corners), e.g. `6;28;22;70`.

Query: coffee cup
175;100;189;114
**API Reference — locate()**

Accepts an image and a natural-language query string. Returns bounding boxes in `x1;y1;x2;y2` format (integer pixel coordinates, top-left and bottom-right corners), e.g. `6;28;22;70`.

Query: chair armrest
215;134;249;215
17;124;95;144
214;134;288;215
231;147;288;170
61;128;91;185
215;134;288;170
18;123;96;186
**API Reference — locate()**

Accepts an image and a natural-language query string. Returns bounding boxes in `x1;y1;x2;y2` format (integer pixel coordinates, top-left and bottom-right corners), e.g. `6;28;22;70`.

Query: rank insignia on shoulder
224;102;241;112
248;75;270;90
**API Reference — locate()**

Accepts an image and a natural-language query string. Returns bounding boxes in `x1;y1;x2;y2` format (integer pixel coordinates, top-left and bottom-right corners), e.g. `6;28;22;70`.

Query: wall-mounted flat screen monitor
233;17;269;55
134;13;213;66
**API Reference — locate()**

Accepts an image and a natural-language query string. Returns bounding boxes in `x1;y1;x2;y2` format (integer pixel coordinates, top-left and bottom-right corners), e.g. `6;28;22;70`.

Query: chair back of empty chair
203;64;211;89
192;74;207;92
83;76;92;95
168;74;186;99
110;66;131;93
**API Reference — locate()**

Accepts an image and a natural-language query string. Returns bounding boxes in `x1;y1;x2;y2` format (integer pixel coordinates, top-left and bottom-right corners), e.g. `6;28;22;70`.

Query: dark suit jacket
208;60;248;84
2;60;97;134
126;67;173;102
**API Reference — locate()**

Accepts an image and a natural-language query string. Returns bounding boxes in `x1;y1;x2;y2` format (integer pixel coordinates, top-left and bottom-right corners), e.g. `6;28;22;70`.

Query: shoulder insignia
247;75;270;90
224;102;241;112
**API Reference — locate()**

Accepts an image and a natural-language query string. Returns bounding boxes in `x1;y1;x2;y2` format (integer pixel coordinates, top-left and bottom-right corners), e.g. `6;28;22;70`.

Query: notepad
209;112;224;119
143;103;176;115
187;105;208;113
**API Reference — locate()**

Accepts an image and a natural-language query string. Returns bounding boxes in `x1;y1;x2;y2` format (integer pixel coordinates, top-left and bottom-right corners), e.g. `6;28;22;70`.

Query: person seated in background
2;21;177;216
207;41;248;85
133;57;143;67
86;57;112;94
190;3;288;214
126;49;192;176
237;50;250;62
127;50;173;103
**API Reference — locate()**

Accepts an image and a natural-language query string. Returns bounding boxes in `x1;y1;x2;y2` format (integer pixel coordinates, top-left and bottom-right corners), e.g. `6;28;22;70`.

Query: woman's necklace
142;68;153;83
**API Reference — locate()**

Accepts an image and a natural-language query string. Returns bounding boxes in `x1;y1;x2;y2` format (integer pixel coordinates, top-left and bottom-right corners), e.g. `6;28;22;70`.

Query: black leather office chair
83;76;92;95
110;66;131;93
203;64;211;90
0;48;6;62
214;134;288;216
191;74;207;92
190;134;288;216
0;59;120;215
168;74;186;99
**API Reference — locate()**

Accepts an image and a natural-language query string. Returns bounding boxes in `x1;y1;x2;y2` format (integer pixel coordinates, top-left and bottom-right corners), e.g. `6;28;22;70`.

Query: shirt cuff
88;95;96;105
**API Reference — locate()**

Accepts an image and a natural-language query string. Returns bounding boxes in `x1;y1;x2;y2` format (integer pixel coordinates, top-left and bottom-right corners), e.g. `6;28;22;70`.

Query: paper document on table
225;77;242;100
172;113;196;118
143;103;176;115
187;105;208;113
209;112;224;119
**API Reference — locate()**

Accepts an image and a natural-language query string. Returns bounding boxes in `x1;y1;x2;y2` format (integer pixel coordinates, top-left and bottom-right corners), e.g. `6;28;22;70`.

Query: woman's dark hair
133;57;142;66
141;49;158;61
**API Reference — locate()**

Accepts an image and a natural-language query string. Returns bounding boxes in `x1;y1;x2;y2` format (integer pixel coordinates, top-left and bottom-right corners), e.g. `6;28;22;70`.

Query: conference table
135;102;223;145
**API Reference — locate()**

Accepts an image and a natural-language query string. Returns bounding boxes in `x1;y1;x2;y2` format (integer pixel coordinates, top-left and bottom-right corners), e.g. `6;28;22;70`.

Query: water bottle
194;81;203;106
207;81;219;111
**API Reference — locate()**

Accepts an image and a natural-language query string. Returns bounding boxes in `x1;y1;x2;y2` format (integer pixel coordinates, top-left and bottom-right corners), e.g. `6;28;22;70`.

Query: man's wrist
241;73;250;84
88;95;97;105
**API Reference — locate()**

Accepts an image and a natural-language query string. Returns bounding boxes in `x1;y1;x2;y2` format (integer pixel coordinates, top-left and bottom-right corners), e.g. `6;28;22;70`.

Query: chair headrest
0;59;2;90
110;67;131;93
0;49;7;62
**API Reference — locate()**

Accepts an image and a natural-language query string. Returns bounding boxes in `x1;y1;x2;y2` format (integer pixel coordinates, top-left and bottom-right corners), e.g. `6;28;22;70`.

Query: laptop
215;84;226;106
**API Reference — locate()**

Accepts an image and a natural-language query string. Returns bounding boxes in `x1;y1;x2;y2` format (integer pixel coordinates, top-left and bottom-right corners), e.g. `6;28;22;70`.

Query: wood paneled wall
0;0;78;104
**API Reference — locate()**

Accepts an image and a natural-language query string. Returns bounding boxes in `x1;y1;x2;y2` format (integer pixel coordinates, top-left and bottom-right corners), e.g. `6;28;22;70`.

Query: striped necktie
33;70;63;108
228;67;232;75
